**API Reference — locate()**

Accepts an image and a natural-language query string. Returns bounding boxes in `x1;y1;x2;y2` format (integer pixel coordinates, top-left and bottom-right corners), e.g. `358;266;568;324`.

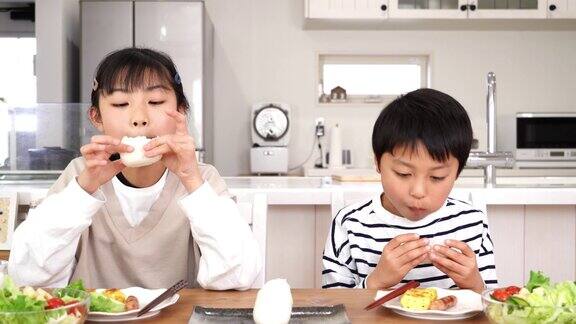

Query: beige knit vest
46;157;230;289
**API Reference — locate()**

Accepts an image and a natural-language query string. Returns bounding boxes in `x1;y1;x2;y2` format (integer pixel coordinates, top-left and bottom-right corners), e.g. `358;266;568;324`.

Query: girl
9;48;261;290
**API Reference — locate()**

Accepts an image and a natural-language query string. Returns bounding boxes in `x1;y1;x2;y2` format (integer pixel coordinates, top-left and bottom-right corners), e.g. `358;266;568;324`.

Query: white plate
378;287;483;321
87;287;180;322
88;310;161;322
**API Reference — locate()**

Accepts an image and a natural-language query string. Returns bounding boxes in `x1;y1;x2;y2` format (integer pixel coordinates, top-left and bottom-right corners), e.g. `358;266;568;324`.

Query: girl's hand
366;233;430;289
77;135;132;194
429;240;485;293
143;109;203;193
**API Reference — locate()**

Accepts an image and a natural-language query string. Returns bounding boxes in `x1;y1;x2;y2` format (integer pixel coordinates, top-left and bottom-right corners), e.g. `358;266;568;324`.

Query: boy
322;88;497;293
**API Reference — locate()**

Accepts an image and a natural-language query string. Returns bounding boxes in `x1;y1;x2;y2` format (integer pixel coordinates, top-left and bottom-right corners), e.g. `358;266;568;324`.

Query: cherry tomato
505;286;521;295
45;298;65;309
491;285;521;302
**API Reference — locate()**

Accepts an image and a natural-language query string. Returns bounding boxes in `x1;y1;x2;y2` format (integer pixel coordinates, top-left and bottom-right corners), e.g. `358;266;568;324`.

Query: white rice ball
253;278;292;324
120;136;162;168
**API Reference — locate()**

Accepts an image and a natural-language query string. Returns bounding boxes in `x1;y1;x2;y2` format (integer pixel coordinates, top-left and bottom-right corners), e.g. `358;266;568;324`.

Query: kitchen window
318;54;429;105
0;37;36;105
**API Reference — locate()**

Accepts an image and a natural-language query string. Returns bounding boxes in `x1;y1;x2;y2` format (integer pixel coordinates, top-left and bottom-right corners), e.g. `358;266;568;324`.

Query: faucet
487;72;496;155
466;72;514;187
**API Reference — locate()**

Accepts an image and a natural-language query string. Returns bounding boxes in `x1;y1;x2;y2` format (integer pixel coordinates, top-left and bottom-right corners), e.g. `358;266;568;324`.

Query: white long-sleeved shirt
9;173;261;290
112;171;167;227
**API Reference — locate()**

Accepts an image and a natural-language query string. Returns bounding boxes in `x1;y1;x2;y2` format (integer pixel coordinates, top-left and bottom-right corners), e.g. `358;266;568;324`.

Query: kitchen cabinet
467;0;546;18
524;206;576;283
388;0;468;19
305;0;389;19
307;0;551;19
547;0;576;17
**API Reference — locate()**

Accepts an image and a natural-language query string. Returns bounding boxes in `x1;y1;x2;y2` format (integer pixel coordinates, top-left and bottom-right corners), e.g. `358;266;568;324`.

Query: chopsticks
136;280;189;317
364;280;420;311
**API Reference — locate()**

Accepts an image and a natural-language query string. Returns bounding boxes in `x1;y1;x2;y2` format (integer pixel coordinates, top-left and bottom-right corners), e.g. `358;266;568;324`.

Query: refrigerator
80;0;213;163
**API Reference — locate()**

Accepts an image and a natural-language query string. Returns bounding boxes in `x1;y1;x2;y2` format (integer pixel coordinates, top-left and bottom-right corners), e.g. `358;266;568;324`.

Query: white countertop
4;176;576;206
225;176;576;205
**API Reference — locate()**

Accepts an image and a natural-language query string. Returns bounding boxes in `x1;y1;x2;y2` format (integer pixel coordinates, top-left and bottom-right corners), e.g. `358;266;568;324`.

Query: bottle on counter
329;124;343;170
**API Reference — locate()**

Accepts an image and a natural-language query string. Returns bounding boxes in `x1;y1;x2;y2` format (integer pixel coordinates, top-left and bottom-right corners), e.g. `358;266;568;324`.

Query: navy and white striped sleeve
476;212;498;289
322;210;366;289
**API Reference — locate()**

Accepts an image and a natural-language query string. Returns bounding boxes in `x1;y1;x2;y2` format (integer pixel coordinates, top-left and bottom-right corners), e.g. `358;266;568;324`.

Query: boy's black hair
90;47;189;117
372;88;473;175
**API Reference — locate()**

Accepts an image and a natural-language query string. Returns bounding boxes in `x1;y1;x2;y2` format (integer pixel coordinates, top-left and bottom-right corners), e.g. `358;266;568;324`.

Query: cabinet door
80;2;132;103
524;206;576;283
467;0;547;18
547;0;576;17
306;0;388;19
487;206;525;286
134;2;204;149
388;0;469;18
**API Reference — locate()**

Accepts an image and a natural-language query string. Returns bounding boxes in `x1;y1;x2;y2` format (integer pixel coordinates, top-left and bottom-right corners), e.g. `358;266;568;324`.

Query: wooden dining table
135;288;491;323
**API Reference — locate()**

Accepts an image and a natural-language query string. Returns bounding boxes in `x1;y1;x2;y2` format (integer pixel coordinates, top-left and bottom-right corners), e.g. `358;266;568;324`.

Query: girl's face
91;83;180;139
377;141;459;221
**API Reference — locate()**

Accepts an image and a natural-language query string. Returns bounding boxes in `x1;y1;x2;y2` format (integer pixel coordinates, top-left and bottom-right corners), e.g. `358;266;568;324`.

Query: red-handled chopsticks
364;280;420;311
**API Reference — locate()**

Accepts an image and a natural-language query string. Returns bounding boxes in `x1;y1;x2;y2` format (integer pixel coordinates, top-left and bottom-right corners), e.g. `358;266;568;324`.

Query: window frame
317;54;430;106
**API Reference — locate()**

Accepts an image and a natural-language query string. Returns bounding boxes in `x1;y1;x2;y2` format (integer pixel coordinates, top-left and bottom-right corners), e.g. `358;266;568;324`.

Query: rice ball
120;136;162;168
253;279;292;324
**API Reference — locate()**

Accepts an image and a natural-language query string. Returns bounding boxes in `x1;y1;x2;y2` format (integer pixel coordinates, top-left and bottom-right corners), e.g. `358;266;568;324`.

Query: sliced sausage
125;295;140;311
429;295;457;310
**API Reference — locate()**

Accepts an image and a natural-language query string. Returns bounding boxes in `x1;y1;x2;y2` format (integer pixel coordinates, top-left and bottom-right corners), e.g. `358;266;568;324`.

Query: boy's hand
429;239;485;293
77;135;132;194
143;109;203;193
366;233;430;289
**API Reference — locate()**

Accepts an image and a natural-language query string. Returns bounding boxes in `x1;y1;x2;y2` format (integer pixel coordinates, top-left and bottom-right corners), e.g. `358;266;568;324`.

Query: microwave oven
516;113;576;163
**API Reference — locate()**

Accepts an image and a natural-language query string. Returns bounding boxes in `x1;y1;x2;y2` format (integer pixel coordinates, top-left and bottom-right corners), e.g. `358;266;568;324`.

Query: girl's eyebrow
108;85;169;94
145;85;170;91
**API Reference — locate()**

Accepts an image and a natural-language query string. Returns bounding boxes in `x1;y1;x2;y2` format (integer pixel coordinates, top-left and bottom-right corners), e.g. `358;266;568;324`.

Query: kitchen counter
5;175;576;206
3;175;576;289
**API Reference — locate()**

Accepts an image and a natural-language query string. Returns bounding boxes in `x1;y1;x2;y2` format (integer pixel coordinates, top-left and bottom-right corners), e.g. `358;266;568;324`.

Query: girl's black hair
91;47;189;117
372;88;473;175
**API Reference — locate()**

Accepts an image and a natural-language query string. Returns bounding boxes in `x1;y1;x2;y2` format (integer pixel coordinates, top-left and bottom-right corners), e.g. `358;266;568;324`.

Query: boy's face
377;142;459;221
91;83;180;139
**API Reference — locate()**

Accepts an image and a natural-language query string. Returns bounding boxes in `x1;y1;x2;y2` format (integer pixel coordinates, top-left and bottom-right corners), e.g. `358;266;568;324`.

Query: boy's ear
88;106;104;132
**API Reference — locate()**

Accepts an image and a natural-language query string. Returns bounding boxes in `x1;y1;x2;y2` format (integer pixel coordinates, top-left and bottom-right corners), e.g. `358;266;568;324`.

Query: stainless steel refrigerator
80;0;213;163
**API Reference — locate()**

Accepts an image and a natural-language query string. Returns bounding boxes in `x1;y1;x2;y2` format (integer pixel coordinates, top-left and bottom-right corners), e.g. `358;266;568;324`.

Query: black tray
189;304;350;323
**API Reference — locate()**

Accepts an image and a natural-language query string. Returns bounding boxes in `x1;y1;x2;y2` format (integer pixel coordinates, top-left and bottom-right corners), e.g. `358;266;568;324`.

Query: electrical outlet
315;118;325;137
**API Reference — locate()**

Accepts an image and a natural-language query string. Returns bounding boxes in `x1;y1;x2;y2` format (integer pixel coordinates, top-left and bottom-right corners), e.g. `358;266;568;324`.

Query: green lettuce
0;277;53;324
526;271;551;292
89;293;125;313
489;271;576;324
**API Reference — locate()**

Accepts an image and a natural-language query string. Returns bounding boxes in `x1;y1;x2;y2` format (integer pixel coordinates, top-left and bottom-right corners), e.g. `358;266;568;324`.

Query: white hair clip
92;78;99;92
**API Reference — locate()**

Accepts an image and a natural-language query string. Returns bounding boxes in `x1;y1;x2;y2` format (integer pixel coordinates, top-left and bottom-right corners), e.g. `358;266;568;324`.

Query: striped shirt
322;193;498;289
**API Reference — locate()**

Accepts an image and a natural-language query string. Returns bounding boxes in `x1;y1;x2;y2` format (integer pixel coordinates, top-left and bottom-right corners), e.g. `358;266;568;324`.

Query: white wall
206;0;576;176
